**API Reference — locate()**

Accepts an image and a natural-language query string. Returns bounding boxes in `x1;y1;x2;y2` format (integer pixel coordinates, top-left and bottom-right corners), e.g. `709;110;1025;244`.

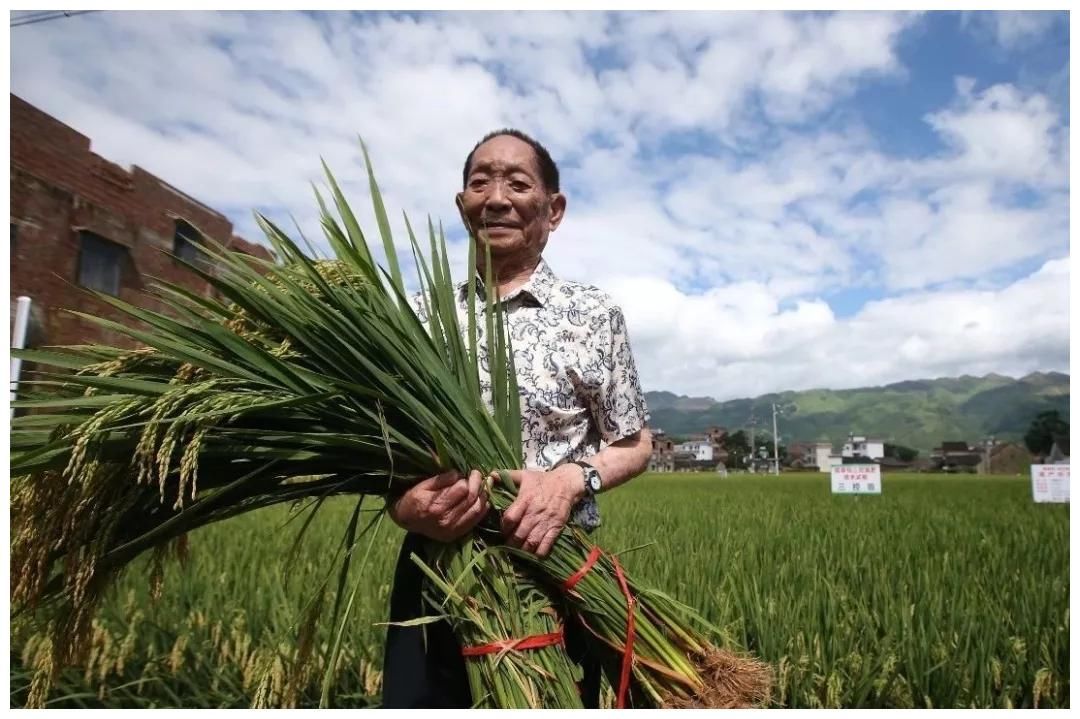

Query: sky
9;10;1071;401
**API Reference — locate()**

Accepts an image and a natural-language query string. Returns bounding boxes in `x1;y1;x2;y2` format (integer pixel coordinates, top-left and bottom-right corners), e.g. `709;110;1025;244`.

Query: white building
813;442;834;470
675;441;713;462
823;455;844;472
841;434;885;461
816;435;883;472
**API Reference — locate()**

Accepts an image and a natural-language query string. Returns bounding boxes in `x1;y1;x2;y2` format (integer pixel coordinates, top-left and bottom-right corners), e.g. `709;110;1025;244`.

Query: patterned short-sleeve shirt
411;258;650;530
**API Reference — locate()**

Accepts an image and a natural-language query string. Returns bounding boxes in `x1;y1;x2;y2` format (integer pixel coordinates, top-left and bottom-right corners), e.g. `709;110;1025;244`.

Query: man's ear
455;192;472;233
547;193;567;231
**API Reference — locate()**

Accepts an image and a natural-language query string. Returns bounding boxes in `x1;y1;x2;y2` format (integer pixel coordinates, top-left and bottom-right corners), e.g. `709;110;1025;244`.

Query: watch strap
571;460;601;496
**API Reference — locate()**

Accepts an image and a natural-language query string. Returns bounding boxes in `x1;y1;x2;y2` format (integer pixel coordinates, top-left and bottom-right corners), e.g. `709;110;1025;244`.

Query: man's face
458;135;565;261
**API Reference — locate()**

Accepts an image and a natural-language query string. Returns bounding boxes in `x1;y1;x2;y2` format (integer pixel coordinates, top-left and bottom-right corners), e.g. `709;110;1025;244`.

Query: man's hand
499;465;586;558
388;470;489;542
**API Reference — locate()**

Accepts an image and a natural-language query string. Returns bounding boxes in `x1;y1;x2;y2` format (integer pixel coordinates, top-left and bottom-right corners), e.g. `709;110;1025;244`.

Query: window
173;220;203;265
77;231;125;295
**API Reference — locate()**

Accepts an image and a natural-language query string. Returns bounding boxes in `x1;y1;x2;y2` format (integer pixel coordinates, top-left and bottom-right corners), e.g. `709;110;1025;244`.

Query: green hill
645;372;1069;452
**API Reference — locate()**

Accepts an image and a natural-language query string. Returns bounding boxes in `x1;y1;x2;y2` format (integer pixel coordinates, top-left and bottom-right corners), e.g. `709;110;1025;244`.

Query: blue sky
9;10;1070;400
862;12;1068;155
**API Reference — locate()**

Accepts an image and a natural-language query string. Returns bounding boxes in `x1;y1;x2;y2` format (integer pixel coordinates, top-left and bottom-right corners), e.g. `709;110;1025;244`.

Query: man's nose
484;180;512;209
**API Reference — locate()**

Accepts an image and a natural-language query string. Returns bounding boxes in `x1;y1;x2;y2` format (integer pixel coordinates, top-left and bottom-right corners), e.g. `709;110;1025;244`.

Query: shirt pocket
524;387;588;434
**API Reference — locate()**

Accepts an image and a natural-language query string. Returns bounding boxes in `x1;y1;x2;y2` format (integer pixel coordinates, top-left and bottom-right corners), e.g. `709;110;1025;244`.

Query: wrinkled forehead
467;135;543;178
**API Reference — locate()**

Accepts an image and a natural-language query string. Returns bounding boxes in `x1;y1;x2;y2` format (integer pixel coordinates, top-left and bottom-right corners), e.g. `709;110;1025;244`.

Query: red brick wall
9;93;273;350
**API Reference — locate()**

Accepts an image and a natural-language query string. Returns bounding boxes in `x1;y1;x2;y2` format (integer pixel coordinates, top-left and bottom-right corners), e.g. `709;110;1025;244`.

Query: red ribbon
562;546;638;708
461;626;565;658
610;554;637;709
562;546;602;593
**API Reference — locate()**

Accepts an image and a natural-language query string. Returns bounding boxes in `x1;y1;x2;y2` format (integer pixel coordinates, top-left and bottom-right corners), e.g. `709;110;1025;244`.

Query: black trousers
381;532;601;708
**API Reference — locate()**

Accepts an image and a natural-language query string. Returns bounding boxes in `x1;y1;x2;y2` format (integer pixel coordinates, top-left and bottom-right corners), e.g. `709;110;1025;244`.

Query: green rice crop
10;473;1068;708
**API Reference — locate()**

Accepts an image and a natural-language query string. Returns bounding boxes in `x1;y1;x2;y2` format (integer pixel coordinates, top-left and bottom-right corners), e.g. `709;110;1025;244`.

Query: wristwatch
572;460;603;498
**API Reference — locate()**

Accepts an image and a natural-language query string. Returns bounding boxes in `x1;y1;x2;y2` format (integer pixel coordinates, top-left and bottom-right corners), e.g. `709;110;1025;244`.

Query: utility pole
747;411;759;472
982;436;996;475
772;402;780;476
769;402;796;476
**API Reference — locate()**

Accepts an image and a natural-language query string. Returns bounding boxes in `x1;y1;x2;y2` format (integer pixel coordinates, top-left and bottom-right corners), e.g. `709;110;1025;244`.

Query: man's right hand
387;469;489;542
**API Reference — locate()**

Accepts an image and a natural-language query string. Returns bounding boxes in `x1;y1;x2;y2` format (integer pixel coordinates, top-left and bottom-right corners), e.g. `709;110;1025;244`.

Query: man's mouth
481;220;518;229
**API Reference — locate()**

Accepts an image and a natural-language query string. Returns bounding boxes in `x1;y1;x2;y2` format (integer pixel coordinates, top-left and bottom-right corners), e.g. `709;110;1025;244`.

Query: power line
10;10;98;28
11;10;96;27
10;11;60;23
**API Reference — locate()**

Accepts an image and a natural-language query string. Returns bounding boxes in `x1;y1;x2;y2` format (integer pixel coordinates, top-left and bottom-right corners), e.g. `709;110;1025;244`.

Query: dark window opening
77;231;125;295
173;219;204;266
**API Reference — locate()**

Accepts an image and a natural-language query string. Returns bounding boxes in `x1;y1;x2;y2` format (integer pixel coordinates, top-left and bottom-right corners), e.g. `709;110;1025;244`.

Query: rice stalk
10;143;769;708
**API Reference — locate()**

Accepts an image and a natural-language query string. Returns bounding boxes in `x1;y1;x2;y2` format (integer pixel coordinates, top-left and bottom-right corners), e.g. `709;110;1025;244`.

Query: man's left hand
497;465;585;558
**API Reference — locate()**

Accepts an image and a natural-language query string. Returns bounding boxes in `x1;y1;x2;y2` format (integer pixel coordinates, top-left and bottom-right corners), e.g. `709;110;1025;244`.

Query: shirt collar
460;257;558;307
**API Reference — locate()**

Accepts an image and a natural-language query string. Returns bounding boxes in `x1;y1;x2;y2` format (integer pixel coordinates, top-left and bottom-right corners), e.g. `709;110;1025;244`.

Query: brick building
648;428;675;472
9;94;272;351
648;425;731;473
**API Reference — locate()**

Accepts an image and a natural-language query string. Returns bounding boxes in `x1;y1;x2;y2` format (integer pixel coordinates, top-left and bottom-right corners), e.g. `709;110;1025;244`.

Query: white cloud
9;10;1069;399
871;182;1067;291
607;257;1068;400
593;11;913;140
966;10;1062;50
922;77;1067;188
755;11;912;121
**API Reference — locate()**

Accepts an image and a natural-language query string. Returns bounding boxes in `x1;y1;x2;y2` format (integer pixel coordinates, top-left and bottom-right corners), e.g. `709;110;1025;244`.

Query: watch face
587;471;602;492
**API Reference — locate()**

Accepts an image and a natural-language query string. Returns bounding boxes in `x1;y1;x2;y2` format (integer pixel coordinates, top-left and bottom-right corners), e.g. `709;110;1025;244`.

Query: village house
10;94;272;354
812;441;836;471
703;426;727;446
691;426;730;470
807;433;885;473
649;425;730;473
648;428;675;472
842;434;885;461
674;440;713;462
978;442;1034;475
930;441;982;473
786;441;826;469
875;455;915;472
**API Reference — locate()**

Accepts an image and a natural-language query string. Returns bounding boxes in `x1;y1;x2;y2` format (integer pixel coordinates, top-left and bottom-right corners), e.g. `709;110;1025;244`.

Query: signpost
1031;464;1069;503
831;464;882;494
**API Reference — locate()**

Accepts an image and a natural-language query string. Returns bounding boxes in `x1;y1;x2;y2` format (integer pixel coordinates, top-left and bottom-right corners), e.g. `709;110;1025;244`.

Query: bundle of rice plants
11;142;770;709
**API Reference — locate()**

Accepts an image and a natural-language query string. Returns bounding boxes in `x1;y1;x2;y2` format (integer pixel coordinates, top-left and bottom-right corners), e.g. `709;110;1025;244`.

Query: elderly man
382;129;653;708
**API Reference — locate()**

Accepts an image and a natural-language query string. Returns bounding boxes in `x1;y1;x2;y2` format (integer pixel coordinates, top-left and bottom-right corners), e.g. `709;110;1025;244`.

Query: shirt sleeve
581;305;651;444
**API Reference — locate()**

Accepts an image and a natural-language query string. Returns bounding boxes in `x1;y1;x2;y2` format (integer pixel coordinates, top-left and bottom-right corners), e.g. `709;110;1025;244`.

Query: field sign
1031;464;1069;503
831;464;881;494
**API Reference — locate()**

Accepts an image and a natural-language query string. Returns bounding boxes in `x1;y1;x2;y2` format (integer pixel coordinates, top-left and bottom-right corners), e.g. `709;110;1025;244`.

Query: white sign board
831;464;882;494
1031;464;1070;504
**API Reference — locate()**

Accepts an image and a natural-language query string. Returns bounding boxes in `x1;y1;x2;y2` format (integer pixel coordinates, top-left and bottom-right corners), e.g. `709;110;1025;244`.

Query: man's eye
510;182;529;192
469;179;488;189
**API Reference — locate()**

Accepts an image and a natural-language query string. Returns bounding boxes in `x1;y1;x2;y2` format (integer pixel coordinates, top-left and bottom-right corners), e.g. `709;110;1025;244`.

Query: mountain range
644;372;1070;453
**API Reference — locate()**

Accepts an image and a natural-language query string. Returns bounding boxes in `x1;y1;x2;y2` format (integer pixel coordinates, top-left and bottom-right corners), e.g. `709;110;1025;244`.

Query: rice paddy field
10;472;1069;708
